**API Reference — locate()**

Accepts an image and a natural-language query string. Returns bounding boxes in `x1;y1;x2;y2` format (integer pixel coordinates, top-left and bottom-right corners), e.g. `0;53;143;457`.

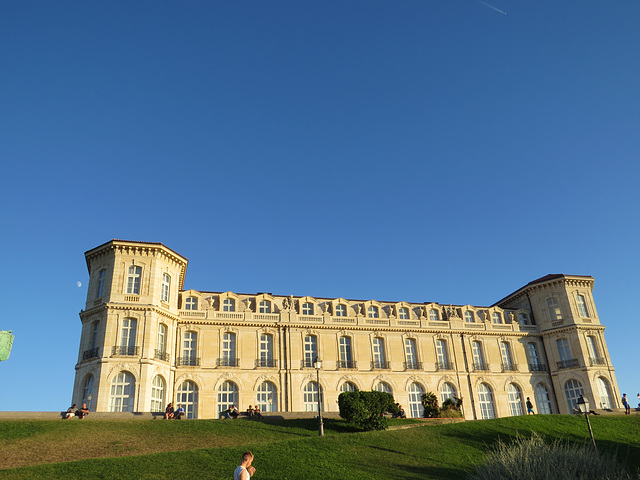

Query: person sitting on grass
76;403;90;419
174;404;185;420
64;404;77;419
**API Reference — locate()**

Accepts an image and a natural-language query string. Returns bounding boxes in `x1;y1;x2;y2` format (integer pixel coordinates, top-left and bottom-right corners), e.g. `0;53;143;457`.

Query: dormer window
223;298;235;312
398;307;409;319
302;302;314;315
491;312;502;324
429;308;440;322
185;296;198;310
368;306;379;318
464;311;475;323
335;304;347;317
259;300;271;314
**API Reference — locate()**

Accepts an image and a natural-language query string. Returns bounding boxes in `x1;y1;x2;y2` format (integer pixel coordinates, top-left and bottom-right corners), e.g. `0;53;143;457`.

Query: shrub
338;391;397;431
468;433;638;480
421;392;439;418
440;397;463;418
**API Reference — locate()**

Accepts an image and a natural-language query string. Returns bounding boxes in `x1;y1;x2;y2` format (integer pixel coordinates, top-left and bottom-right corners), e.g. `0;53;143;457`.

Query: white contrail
477;0;507;14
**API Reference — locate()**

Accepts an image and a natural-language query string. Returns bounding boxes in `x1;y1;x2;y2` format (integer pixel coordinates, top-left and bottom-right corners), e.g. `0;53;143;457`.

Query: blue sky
1;0;638;411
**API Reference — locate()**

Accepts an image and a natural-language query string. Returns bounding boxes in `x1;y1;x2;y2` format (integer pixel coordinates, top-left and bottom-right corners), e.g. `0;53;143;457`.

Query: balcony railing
404;361;423;370
337;359;357;369
82;348;99;360
556;358;580;370
155;349;170;362
436;361;454;371
529;363;548;372
217;357;239;367
473;362;489;371
501;363;518;372
589;356;607;366
371;360;389;370
112;346;139;356
177;356;200;366
255;358;278;368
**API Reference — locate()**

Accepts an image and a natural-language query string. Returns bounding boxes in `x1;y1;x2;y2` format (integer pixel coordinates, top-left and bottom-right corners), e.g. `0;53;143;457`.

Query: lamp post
313;358;324;437
87;393;93;411
576;395;597;450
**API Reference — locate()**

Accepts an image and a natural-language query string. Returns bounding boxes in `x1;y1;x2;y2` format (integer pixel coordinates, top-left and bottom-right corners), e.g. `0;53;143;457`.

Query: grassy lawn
0;415;638;479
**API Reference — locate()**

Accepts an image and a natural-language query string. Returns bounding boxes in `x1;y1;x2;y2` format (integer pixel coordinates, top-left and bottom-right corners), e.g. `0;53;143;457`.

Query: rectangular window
304;335;317;367
185;297;198;310
586;336;598;359
126;266;142;295
222;332;236;365
96;269;106;299
372;338;386;369
501;342;513;370
436;339;449;369
260;334;274;366
157;324;167;353
339;336;353;368
576;294;589;317
161;273;171;302
405;338;418;369
120;318;137;348
472;341;485;370
556;338;571;362
183;331;197;362
90;321;100;350
547;298;563;321
528;342;540;368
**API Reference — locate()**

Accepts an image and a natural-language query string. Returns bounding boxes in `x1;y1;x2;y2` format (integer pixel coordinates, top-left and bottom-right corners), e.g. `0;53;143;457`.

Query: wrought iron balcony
436;361;454;371
404;361;423;370
155;349;170;362
556;358;580;370
473;362;489;371
371;360;389;370
255;358;278;368
216;357;239;367
589;356;607;366
112;346;139;356
529;363;548;372
501;363;518;372
82;348;99;360
177;356;200;366
337;359;357;369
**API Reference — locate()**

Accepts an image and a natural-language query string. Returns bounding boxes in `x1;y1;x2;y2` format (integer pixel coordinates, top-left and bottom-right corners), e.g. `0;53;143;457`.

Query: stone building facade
73;239;621;420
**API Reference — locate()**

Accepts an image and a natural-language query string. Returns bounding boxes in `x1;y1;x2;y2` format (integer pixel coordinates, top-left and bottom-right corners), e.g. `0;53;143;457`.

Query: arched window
441;382;456;403
492;312;502;324
368;306;379;318
335;304;347;317
507;383;524;416
564;379;584;412
534;383;553;414
151;375;165;412
398;307;409;319
304;382;322;412
596;377;613;409
185;296;198;310
478;383;496;419
161;273;171;302
340;381;358;393
408;382;425;418
429;309;440;322
82;374;94;409
259;300;271;314
547;297;563;321
374;382;392;395
302;302;314;315
464;311;475;323
257;381;278;412
177;380;198;419
222;332;236;366
304;335;317;368
223;298;235;312
109;371;135;412
217;381;238;415
259;333;274;367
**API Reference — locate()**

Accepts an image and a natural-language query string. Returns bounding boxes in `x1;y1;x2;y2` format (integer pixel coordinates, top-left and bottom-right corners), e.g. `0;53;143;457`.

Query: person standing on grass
234;451;256;480
526;397;535;415
622;394;630;414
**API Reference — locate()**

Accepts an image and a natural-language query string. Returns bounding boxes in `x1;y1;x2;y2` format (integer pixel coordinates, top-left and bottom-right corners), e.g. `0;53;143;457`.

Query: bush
421;392;439;418
468;433;638;480
439;397;463;418
338;391;397;431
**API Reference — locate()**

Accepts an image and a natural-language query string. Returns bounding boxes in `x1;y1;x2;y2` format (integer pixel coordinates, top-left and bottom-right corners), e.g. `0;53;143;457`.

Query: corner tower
495;274;620;413
73;240;188;412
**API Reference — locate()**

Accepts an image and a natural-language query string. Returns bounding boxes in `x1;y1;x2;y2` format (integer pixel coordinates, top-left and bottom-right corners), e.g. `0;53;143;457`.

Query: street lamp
576;395;597;450
87;393;93;411
313;358;324;437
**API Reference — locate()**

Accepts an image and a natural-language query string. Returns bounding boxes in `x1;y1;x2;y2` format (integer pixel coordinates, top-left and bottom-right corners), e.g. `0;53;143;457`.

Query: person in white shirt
234;451;256;480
